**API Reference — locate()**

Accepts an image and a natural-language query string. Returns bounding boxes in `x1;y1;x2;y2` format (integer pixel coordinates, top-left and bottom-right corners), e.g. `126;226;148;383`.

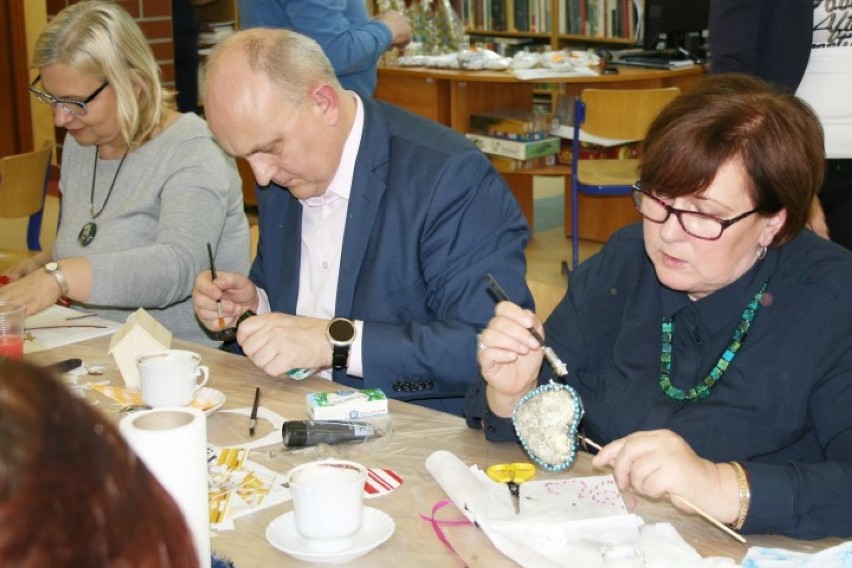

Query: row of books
450;0;637;39
198;20;235;47
465;108;641;169
559;0;638;40
453;0;554;33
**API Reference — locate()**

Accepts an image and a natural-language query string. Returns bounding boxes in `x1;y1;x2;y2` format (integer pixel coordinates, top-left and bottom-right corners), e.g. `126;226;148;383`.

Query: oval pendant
78;222;97;247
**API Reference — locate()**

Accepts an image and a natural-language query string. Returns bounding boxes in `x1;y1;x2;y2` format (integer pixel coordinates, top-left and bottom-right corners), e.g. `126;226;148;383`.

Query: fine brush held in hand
485;274;568;378
206;242;226;330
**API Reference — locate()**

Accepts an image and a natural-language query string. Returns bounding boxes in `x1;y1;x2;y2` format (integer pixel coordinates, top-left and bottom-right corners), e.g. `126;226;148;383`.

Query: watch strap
45;263;69;296
332;343;350;370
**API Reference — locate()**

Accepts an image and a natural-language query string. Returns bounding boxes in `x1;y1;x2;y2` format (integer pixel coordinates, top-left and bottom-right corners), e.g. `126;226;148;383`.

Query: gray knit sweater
55;113;250;345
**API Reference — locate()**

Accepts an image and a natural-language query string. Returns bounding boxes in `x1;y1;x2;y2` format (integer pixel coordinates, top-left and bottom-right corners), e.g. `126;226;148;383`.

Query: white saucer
192;387;226;415
266;507;394;564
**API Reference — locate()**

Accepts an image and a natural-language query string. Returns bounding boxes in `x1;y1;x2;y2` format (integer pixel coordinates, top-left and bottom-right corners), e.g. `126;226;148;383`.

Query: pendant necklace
659;279;769;402
78;146;129;246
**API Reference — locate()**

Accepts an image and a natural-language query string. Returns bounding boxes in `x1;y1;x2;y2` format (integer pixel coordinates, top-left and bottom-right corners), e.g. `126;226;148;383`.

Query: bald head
203;28;340;108
200;28;356;200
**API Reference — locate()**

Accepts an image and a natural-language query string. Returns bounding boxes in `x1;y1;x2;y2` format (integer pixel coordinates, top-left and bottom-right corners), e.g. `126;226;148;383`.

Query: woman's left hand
0;269;62;316
592;430;740;525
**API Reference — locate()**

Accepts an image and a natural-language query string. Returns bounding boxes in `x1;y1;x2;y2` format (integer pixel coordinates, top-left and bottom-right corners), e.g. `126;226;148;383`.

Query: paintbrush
207;242;226;329
486;273;568;378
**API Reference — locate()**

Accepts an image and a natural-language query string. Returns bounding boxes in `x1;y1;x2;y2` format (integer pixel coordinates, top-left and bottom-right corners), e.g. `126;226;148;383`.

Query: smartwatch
327;317;356;369
44;261;69;296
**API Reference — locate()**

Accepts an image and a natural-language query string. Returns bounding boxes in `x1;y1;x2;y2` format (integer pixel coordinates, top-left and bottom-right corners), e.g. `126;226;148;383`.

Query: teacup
137;349;209;407
287;459;368;553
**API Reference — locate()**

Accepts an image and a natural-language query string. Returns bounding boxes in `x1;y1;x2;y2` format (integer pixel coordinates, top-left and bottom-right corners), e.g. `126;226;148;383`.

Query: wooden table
27;337;845;566
376;64;704;241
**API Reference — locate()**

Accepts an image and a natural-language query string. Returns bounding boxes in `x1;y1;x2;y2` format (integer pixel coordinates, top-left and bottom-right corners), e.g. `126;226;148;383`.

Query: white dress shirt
256;92;366;379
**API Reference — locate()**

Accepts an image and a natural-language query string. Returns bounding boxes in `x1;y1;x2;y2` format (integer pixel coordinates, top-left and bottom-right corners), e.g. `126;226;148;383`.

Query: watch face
329;318;356;343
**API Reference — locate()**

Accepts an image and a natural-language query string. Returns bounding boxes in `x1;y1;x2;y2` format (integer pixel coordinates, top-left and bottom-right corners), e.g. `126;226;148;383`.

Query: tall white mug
288;459;368;553
137;349;209;407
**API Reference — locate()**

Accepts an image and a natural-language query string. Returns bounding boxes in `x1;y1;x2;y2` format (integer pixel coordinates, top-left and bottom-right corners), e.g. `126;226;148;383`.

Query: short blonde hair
32;0;175;147
204;28;340;107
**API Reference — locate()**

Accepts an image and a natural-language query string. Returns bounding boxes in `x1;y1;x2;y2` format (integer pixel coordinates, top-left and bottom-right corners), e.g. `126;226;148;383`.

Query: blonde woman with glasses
0;0;249;345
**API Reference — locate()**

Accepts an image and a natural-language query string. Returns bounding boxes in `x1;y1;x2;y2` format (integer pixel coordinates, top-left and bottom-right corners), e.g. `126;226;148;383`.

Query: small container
0;301;25;359
306;388;388;420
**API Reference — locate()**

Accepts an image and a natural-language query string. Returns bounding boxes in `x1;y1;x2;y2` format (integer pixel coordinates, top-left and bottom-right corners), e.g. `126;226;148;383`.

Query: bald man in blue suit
193;29;532;416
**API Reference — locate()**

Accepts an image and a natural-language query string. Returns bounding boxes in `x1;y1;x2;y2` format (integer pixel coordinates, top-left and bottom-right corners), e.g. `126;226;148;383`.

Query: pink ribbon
419;499;474;568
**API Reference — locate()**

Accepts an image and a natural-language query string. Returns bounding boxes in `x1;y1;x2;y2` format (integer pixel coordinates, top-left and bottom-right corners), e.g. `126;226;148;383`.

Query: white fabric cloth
741;541;852;567
425;450;738;568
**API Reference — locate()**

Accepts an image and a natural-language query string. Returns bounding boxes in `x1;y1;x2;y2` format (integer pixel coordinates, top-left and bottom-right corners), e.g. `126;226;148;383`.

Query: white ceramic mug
137;349;209;407
287;459;368;553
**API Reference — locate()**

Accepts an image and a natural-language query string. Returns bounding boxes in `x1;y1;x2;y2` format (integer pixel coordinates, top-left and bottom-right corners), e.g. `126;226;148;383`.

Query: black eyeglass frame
28;75;109;116
631;184;759;241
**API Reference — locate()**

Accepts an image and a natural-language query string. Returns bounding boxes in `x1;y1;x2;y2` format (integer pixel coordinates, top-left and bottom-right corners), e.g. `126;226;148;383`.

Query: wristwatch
44;261;69;296
327;317;356;370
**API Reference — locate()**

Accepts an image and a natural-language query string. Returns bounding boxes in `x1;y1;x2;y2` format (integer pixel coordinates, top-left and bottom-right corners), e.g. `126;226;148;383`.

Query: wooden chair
0;142;53;254
568;87;681;271
249;223;259;261
527;279;566;322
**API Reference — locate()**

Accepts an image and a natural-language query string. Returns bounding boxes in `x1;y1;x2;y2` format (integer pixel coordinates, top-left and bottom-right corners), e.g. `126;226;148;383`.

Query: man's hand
237;313;332;377
377;10;412;49
192;270;258;331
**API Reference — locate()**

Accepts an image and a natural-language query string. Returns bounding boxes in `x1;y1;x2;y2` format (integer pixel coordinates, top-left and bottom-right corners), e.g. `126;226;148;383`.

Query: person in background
468;74;852;539
0;358;198;566
709;0;852;250
192;29;531;416
237;0;411;97
0;1;250;345
172;0;201;113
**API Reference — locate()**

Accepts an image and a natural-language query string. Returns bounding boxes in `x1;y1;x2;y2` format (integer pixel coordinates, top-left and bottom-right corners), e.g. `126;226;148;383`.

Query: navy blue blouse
466;223;852;538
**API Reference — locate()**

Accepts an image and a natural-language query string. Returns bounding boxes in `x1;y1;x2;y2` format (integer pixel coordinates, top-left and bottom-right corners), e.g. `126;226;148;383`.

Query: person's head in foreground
0;359;197;566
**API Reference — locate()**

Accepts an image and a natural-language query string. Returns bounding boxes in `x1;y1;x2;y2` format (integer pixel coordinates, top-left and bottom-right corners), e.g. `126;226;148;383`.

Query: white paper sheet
425;450;738;568
549;125;639;146
513;67;600;80
24;304;120;353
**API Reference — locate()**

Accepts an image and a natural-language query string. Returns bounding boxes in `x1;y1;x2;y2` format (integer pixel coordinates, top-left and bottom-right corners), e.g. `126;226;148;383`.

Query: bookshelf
453;0;640;52
192;0;239;28
396;0;642;109
375;65;705;238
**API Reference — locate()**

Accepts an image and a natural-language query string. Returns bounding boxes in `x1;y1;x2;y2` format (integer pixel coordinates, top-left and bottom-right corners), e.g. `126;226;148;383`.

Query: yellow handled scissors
486;462;536;515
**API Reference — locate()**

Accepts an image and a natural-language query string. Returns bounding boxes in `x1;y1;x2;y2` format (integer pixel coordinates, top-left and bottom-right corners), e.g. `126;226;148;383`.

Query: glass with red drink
0;301;25;359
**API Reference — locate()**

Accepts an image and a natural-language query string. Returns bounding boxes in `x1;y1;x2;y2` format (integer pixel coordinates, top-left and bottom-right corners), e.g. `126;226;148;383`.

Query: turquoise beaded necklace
659;280;769;402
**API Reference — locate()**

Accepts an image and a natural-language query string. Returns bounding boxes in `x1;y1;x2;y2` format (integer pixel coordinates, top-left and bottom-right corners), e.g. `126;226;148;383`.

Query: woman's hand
593;430;741;525
0;269;64;316
478;300;546;417
3;252;50;281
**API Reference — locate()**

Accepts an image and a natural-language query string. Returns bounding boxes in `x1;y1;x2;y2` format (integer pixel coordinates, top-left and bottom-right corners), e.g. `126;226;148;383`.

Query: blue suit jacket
250;97;532;415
